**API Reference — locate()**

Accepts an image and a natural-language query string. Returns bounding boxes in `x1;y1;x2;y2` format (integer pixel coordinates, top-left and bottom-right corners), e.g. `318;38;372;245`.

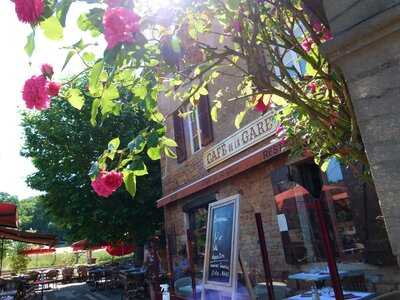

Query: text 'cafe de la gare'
157;94;397;292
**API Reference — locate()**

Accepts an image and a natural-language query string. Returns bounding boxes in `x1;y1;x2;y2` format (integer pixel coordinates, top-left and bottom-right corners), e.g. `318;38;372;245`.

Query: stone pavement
40;282;122;300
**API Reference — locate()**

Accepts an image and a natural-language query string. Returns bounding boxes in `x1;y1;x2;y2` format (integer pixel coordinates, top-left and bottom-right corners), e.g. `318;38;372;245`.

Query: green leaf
24;32;35;57
108;137;120;151
62;50;75;71
164;146;177;159
151;111;165;123
88;162;99;180
132;84;147;100
147;147;161;160
56;0;73;27
320;158;330;172
90;99;100;126
67;88;84;110
305;62;318;77
129;160;148;176
199;86;208;95
82;52;95;63
128;135;146;153
40;16;64;40
89;60;104;96
271;94;287;106
123;171;136;197
234;110;246;129
161;137;177;147
227;0;240;10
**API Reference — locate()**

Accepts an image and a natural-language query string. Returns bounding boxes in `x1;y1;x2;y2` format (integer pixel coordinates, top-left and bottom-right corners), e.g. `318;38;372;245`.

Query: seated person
174;246;190;279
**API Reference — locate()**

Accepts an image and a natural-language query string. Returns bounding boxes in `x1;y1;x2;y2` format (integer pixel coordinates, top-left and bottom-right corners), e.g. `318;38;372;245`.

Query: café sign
204;110;278;169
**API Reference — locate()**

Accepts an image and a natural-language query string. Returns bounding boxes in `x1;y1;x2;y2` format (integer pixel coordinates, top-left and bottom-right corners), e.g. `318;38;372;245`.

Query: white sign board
203;110;278;169
202;195;240;300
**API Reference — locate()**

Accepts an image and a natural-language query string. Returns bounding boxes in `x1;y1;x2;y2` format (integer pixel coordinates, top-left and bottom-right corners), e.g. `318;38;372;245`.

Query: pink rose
103;171;123;191
22;75;50;110
41;64;54;79
301;38;313;52
14;0;44;24
91;171;123;197
307;81;317;93
91;172;114;197
103;7;141;49
231;20;241;32
322;29;333;41
311;20;323;33
47;82;61;97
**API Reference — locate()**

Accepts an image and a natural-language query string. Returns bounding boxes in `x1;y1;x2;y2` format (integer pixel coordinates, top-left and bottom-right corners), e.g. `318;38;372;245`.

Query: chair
371;291;400;300
77;265;88;282
254;282;290;300
341;274;367;292
62;267;74;283
45;269;60;288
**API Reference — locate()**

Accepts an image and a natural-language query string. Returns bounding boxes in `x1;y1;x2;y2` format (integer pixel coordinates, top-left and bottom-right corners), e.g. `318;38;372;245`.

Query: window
184;103;202;154
271;160;395;265
188;206;208;269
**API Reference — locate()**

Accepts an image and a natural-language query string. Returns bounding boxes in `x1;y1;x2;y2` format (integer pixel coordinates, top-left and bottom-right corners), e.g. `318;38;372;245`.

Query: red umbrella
0;203;18;228
72;240;105;251
105;243;135;257
20;247;56;256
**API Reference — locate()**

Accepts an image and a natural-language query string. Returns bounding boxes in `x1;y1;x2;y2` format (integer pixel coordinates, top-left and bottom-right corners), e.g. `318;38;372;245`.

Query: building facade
158;78;399;293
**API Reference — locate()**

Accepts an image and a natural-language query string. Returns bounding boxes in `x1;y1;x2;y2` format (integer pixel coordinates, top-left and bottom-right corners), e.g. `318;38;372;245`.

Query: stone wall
322;1;400;263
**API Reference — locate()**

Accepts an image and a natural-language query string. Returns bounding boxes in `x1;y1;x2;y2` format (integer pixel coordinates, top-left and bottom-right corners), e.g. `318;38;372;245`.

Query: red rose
47;82;61;97
103;171;123;191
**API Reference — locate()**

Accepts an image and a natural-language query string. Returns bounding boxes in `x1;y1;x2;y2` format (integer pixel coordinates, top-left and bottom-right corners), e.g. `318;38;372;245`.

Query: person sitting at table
174;246;190;280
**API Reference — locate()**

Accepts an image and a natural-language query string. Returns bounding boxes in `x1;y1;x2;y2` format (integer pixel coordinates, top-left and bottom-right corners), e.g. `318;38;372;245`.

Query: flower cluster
22;64;61;111
91;171;123;197
103;6;140;49
301;21;333;53
14;0;44;24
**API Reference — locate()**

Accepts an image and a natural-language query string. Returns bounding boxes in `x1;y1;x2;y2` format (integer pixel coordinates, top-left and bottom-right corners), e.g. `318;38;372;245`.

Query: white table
286;290;376;300
288;270;363;282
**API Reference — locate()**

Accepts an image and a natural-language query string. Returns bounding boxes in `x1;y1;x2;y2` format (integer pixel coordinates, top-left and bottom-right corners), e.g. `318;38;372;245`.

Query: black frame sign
201;195;240;300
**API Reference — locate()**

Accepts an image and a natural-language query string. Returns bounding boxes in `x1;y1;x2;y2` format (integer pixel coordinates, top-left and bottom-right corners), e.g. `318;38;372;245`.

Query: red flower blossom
311;20;323;33
14;0;44;24
103;7;140;49
91;171;123;198
41;64;54;79
22;75;50;110
301;38;313;52
307;81;317;93
47;82;61;97
254;95;271;113
322;29;333;41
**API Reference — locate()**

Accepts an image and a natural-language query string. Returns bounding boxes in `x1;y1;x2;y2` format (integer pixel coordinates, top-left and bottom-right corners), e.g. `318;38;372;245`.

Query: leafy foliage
14;0;369;196
21;83;162;245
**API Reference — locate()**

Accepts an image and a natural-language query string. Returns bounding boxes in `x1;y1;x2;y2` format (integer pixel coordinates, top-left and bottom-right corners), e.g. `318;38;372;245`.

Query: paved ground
39;282;122;300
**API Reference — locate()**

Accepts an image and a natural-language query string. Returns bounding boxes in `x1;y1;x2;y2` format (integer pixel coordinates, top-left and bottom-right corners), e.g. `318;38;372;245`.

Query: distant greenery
21;83;163;246
1;249;127;272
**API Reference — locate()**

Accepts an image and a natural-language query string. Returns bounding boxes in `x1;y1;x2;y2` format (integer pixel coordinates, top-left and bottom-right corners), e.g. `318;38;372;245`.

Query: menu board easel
201;195;240;300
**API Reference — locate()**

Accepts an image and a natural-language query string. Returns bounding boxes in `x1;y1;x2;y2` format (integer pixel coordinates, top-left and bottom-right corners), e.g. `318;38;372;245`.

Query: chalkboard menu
208;202;234;283
202;195;240;300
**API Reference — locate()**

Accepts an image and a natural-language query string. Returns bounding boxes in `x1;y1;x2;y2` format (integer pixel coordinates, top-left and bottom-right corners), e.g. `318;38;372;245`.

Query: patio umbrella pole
314;196;344;300
186;229;196;300
0;239;3;277
255;213;275;300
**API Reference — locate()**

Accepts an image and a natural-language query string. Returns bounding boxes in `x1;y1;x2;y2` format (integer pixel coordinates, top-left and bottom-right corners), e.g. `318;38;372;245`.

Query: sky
0;2;98;199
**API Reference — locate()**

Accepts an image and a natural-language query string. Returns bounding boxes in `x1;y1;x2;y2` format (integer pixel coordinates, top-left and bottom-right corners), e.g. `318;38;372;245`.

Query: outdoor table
286;290;375;299
288;270;364;282
0;290;16;300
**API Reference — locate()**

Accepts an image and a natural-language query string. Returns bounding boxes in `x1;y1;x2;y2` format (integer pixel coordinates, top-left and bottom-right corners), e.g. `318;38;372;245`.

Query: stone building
157;0;400;294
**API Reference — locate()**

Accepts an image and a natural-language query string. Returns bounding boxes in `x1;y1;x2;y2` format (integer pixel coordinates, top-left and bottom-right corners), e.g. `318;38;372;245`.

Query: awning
157;140;287;208
19;247;56;256
72;240;106;252
0;203;18;228
0;227;57;246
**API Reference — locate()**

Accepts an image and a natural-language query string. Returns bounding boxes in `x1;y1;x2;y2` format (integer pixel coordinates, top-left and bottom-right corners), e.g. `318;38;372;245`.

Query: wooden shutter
198;95;214;146
173;111;187;163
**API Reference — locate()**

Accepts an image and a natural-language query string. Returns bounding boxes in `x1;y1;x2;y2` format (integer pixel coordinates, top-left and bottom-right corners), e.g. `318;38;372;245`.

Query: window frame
185;102;202;154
